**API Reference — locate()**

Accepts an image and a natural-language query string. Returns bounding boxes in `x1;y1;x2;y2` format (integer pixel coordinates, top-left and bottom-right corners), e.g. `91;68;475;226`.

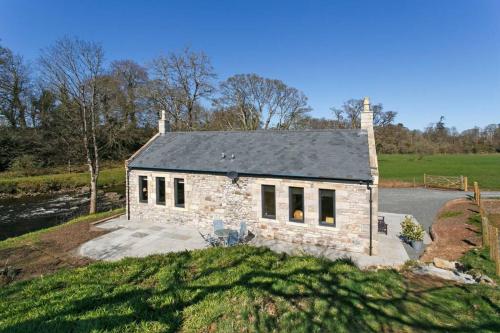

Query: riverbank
0;167;125;198
0;208;124;285
0;190;124;241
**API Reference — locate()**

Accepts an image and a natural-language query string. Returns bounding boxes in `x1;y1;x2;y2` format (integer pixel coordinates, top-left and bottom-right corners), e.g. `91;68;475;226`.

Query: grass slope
379;154;500;189
0;246;499;332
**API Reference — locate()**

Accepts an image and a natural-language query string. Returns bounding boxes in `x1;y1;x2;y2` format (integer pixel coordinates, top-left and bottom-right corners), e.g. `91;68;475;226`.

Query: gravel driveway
379;188;500;259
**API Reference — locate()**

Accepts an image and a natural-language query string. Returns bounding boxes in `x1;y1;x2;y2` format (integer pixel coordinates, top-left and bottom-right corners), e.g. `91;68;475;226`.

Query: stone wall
127;169;376;254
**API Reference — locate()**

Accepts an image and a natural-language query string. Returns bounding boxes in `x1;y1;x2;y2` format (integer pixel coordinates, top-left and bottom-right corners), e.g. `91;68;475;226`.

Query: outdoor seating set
199;220;250;247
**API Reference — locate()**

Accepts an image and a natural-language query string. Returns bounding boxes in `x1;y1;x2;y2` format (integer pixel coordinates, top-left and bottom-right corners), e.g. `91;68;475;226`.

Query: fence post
489;223;495;259
473;182;479;204
463;176;468;192
424;174;426;188
495;228;500;276
481;204;489;247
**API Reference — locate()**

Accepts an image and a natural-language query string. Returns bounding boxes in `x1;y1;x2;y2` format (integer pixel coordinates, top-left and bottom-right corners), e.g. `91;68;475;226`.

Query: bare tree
148;48;216;130
216;74;311;130
216;74;260;130
330;98;397;129
110;60;148;126
39;37;104;214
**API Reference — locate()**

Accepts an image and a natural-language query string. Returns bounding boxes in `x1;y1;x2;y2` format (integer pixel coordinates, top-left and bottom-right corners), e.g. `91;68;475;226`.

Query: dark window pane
289;187;304;222
262;185;276;219
175;178;185;207
139;176;148;202
319;189;335;226
156;177;165;205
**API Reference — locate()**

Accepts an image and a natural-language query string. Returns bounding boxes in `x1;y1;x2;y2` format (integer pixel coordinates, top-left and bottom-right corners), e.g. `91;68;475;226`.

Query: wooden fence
474;181;500;276
424;174;468;191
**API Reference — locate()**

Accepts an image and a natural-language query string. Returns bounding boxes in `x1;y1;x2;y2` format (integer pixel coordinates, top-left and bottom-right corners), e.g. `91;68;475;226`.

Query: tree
39;37;105;213
110;60;148;126
0;44;31;128
148;48;216;130
330;98;397;129
215;74;311;130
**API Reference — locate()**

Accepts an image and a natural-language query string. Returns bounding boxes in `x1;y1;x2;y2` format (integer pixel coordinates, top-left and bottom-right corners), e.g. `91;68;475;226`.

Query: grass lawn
0;246;499;332
378;154;500;190
0;167;125;196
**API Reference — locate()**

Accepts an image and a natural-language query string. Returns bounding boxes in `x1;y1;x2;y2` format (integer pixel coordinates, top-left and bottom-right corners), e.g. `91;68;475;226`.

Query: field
0;167;125;197
378;154;500;190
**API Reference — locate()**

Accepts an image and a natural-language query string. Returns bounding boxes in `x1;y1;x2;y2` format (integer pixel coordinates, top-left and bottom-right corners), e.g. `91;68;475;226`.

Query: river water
0;188;125;241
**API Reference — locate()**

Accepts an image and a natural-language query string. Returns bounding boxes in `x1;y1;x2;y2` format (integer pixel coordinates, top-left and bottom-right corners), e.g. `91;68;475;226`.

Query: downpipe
367;182;373;256
126;167;130;220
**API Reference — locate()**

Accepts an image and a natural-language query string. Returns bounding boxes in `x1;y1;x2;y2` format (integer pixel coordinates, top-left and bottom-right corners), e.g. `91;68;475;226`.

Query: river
0;187;125;241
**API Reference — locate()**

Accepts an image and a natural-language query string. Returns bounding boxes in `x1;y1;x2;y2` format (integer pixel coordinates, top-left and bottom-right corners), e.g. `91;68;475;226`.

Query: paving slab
79;217;208;261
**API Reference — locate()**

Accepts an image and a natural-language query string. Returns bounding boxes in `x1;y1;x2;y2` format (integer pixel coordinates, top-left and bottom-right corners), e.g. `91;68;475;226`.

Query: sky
1;0;499;130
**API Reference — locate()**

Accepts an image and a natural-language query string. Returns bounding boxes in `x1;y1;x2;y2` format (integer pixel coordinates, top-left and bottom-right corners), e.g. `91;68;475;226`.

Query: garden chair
227;230;239;246
239;221;247;242
213;220;224;233
378;216;388;235
198;231;221;247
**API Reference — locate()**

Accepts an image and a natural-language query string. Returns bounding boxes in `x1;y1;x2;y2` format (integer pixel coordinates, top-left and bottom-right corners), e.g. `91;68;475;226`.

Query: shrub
9;155;40;176
400;215;424;241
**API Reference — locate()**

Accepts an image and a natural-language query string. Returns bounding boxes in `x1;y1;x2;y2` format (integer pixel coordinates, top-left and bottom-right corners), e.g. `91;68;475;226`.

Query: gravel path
378;188;500;259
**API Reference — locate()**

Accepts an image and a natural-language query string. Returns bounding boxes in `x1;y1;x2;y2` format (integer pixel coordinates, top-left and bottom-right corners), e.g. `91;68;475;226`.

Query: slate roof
128;130;372;182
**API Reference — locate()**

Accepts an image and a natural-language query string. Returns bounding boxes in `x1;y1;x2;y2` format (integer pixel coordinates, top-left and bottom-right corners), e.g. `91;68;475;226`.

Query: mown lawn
378;154;500;190
0;167;125;196
0;246;499;332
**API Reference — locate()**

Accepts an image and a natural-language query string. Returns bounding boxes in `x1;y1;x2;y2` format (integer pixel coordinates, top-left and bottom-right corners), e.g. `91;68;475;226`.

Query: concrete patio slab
79;212;417;269
79;216;208;261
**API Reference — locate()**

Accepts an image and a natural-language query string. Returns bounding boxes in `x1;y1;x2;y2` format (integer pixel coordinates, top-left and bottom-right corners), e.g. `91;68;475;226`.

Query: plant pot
411;240;424;251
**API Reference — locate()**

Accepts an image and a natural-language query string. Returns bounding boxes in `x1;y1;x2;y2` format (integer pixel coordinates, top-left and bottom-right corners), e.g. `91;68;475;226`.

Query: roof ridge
167;129;364;134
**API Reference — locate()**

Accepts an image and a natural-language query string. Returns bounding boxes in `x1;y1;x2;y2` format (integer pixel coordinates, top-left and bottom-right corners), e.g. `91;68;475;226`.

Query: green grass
0;208;125;251
460;247;500;285
438;211;463;219
0;167;125;196
378;154;500;190
459;214;499;284
0;246;499;332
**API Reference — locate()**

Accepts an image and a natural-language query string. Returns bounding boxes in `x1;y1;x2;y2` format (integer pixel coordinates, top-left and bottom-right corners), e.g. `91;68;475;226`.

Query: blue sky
1;0;499;130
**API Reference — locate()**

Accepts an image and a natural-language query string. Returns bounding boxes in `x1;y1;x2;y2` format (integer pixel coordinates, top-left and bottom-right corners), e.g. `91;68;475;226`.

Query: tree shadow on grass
2;246;500;332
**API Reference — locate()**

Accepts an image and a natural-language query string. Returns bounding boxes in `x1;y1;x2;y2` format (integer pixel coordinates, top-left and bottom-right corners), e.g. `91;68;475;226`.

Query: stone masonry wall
127;169;376;254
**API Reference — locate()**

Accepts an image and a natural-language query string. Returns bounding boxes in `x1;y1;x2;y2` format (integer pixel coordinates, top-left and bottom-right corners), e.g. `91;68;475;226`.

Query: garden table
215;228;232;245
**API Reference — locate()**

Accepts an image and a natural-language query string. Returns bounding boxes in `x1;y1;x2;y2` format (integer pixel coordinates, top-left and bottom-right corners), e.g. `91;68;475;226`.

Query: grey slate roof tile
128;130;372;181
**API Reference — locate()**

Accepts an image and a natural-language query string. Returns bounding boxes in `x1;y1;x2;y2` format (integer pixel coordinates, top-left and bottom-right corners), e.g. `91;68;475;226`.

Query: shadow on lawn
2;246;500;332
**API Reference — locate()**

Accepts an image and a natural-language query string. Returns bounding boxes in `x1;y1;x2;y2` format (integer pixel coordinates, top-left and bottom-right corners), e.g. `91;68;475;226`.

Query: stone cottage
126;97;379;255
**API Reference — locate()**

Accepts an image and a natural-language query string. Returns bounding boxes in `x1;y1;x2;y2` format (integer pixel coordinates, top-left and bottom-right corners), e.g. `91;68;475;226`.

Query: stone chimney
361;97;378;171
361;97;379;256
158;110;170;134
361;97;373;131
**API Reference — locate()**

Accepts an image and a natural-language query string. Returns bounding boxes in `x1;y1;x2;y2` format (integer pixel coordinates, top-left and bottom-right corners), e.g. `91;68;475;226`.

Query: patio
78;212;429;268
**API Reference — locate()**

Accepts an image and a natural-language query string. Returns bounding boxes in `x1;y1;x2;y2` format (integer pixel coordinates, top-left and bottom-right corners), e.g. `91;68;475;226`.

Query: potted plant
400;216;425;251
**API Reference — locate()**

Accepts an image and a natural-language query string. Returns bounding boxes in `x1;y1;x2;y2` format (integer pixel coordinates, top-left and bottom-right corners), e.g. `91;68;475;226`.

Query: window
289;187;304;222
261;185;276;219
156;177;166;205
139;176;148;203
319;189;336;227
174;178;185;207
